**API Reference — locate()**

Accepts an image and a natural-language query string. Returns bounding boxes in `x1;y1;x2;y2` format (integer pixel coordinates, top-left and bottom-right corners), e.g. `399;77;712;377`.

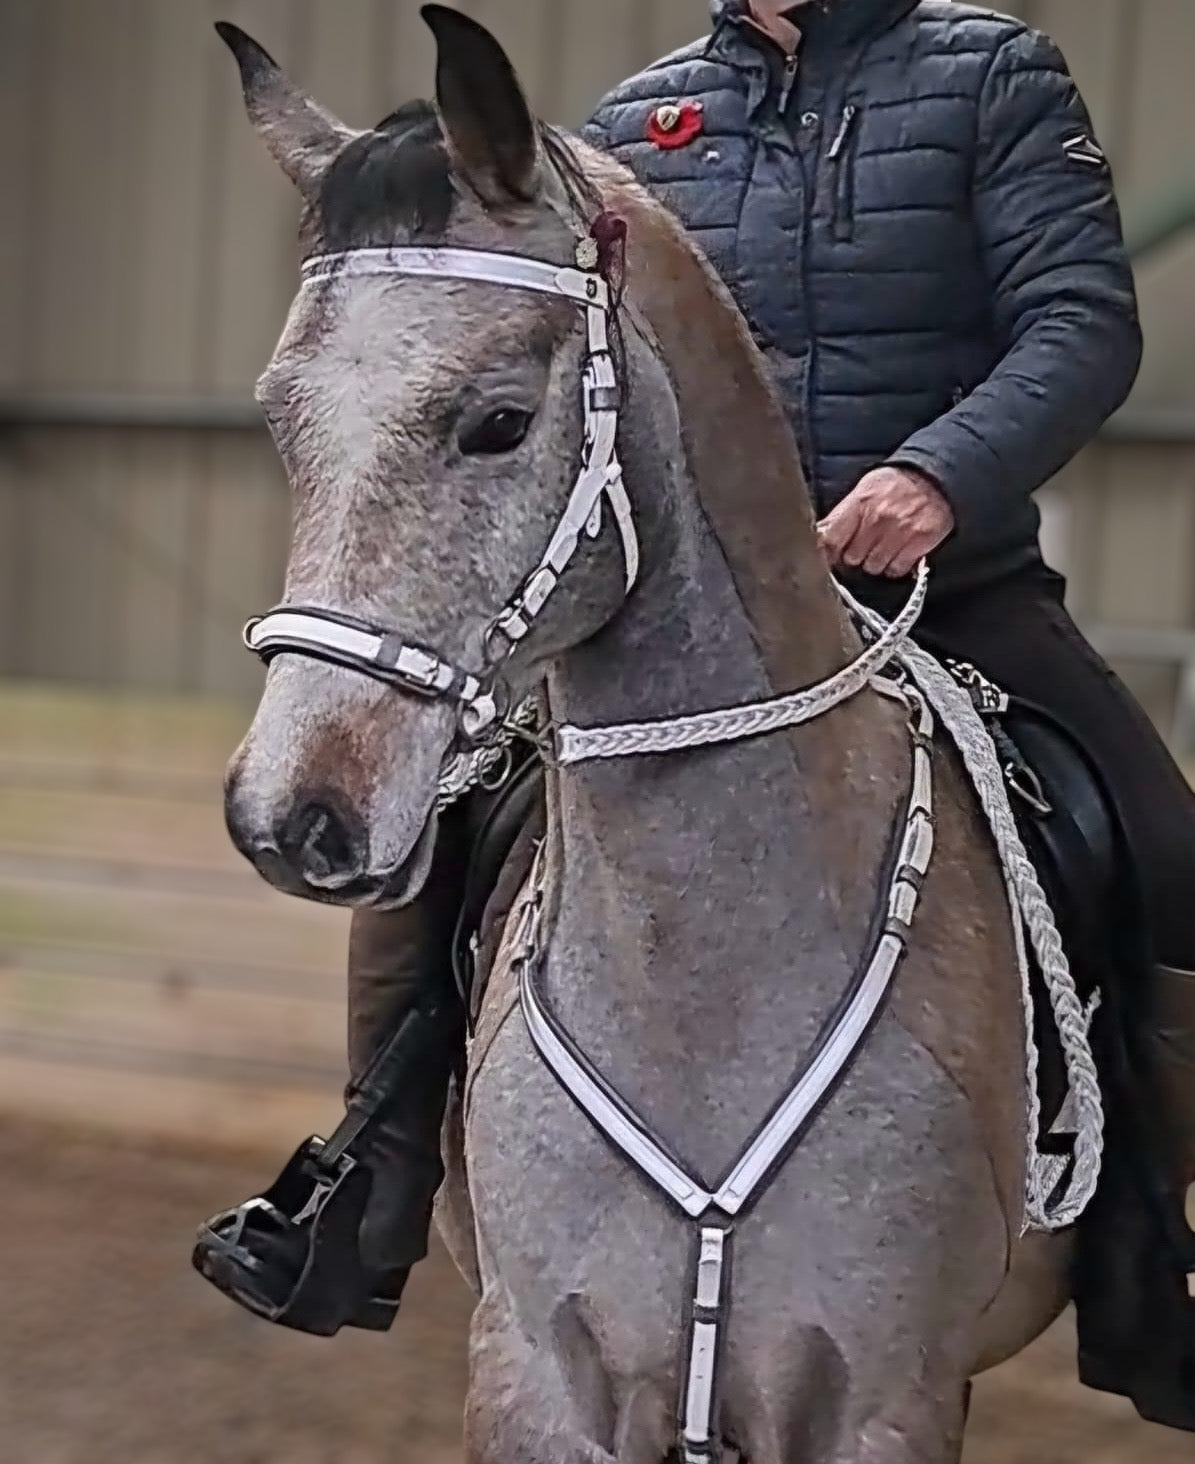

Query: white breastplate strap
516;681;936;1463
555;563;929;766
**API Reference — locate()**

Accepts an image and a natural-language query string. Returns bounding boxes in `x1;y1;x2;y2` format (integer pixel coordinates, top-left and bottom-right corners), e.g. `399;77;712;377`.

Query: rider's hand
817;466;955;579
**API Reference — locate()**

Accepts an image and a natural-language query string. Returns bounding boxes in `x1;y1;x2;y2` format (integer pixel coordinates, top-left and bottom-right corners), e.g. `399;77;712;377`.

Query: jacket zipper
827;103;859;160
828;103;861;240
778;53;800;114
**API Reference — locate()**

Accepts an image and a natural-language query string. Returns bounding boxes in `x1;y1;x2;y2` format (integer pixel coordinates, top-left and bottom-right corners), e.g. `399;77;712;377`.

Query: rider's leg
343;862;470;1294
193;753;544;1335
192;803;470;1334
341;761;545;1307
916;563;1195;1216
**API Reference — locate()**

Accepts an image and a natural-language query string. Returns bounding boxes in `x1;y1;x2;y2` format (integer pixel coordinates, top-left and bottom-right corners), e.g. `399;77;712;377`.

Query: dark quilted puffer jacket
583;0;1143;598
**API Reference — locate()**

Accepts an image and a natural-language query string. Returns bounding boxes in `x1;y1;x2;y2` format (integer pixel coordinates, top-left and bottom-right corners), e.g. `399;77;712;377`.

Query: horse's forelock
314;104;601;255
317;101;455;250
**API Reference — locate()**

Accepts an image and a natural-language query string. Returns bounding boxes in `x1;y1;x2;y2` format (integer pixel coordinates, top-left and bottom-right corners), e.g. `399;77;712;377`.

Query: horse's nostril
281;797;367;889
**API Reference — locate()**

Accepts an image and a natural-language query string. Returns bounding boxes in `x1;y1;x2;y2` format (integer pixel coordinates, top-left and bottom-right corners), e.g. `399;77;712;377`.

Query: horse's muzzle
224;768;439;908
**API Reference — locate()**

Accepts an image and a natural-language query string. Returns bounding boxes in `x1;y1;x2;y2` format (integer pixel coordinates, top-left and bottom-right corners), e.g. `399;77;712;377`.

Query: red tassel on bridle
590;210;628;307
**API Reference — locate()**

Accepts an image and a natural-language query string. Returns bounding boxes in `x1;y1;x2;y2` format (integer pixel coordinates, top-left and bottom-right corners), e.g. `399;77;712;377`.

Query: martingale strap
518;678;935;1221
516;679;936;1464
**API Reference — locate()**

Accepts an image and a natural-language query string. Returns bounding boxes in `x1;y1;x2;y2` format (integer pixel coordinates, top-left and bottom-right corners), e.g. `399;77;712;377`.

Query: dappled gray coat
584;0;1143;598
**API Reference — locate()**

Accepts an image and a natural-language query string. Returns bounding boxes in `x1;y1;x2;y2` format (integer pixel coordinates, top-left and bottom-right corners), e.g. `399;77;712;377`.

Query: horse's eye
460;407;534;456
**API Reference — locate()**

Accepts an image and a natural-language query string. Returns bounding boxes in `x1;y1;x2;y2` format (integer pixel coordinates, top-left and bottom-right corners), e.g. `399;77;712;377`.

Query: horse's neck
544;456;905;1181
551;163;910;909
547;407;903;952
540;194;910;1179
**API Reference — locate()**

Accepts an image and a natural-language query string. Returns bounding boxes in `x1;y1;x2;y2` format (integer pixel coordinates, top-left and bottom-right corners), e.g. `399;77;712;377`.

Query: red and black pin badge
646;100;704;150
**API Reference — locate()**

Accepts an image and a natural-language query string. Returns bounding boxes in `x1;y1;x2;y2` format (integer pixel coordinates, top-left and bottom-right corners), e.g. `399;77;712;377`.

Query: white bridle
245;242;639;742
244;239;930;768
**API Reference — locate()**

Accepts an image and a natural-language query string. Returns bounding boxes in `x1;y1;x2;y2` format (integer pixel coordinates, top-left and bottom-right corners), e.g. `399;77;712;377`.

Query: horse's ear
422;5;542;205
215;22;357;201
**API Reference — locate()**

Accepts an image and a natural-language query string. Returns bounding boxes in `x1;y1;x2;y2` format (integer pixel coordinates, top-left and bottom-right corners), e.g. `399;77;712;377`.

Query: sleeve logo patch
1063;133;1107;168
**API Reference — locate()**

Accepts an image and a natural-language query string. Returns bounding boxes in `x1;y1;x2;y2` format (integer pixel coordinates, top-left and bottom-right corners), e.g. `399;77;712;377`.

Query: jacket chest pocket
827;104;862;241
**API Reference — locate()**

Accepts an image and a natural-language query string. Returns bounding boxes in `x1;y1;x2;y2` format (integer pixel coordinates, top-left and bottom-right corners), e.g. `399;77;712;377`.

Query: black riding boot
192;809;470;1336
1076;960;1195;1430
192;751;544;1337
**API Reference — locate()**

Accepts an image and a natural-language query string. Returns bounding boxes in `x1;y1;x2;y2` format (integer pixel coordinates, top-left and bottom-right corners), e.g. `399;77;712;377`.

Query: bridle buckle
380;639;442;693
457;678;510;745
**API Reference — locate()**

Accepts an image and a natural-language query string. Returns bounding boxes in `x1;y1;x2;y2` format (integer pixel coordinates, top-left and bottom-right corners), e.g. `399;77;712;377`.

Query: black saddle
973;681;1195;1433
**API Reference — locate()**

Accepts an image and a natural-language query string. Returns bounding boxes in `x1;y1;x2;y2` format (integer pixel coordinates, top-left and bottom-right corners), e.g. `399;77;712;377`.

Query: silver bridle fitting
243;243;640;746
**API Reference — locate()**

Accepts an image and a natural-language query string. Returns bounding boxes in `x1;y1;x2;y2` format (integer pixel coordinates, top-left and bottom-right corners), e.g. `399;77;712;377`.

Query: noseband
244;241;639;743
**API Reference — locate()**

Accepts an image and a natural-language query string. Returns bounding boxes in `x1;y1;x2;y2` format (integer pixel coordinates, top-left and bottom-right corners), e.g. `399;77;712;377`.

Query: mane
317;101;600;250
573;142;856;695
316;114;852;691
318;101;453;248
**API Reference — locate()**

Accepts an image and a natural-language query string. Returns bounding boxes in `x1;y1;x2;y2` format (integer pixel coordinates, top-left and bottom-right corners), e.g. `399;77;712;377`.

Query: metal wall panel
6;0;1195;405
1023;1;1128;159
1090;444;1195;627
199;0;307;397
1112;0;1195;217
0;427;285;695
1;0;1194;697
641;0;709;61
128;1;224;397
0;0;42;393
553;0;655;123
1135;232;1195;404
23;0;144;394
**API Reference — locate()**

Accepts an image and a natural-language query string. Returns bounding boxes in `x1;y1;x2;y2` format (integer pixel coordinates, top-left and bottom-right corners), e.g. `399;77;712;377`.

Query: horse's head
219;7;634;907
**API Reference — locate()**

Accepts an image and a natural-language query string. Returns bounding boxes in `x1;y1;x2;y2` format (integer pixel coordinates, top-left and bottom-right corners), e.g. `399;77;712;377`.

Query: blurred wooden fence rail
0;682;350;1151
1;0;1195;706
1;1;1195;1143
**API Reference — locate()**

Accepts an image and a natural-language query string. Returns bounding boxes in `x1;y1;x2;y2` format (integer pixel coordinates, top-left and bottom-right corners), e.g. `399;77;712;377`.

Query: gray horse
221;8;1069;1461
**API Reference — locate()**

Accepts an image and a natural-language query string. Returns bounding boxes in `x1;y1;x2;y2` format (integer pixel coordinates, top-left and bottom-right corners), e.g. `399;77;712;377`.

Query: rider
196;0;1195;1391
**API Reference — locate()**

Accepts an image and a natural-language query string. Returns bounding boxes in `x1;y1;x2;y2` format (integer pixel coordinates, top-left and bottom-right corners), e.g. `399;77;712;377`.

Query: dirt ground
1;687;1192;1461
1;1121;1189;1464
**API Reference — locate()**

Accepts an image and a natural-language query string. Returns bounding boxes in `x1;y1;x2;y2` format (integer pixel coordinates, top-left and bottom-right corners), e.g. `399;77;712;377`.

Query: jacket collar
708;0;917;51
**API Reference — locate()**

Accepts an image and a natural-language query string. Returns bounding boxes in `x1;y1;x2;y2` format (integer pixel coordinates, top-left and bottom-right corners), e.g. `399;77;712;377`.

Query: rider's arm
887;28;1143;560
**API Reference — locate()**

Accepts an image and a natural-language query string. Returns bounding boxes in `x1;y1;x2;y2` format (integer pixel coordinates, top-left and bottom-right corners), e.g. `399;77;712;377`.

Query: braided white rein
554;564;930;764
838;587;1103;1230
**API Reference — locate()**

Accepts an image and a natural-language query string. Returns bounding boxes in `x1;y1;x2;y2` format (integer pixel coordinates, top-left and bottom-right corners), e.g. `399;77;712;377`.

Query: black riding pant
906;565;1195;970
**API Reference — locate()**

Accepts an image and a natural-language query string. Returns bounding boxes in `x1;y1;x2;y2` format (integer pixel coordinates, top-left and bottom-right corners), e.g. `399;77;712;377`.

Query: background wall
1;0;1194;710
1;0;1194;1137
